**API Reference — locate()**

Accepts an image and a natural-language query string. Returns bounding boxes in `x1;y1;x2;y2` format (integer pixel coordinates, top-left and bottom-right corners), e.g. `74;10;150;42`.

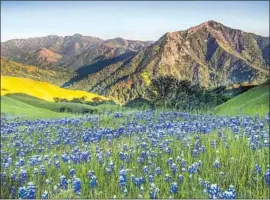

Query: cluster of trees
53;96;116;106
147;76;230;111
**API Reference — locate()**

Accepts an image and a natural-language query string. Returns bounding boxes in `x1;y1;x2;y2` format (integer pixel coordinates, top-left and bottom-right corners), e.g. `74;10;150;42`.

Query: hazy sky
1;1;269;42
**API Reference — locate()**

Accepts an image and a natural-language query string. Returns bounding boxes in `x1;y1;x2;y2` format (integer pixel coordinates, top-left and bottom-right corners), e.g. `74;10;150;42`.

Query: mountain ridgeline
1;21;269;104
1;35;153;70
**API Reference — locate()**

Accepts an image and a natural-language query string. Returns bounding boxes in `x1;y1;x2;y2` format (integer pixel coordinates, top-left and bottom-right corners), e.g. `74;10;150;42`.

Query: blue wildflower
72;178;81;195
170;182;178;194
18;186;27;199
90;175;98;188
41;190;49;199
264;168;270;186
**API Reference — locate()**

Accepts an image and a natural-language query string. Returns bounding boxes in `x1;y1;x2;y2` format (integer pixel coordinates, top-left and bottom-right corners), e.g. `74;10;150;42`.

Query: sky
1;1;269;42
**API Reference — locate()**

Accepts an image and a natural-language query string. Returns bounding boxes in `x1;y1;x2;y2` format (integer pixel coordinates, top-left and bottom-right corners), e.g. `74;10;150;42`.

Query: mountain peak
186;20;225;34
201;20;221;26
72;33;83;37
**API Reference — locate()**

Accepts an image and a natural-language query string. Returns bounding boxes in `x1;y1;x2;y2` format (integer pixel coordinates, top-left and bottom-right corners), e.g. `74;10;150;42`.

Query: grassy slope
1;93;126;119
5;93;98;113
1;76;108;102
215;83;269;116
1;96;71;119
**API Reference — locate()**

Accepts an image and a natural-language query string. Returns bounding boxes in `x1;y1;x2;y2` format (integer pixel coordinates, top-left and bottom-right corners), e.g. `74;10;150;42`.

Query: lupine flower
18;186;27;199
40;165;46;175
199;177;204;186
53;185;58;195
90;175;98;188
105;167;112;174
119;169;127;187
188;164;199;174
170;182;178;194
87;170;95;178
149;174;155;182
60;175;68;190
72;178;81;195
41;190;48;199
181;159;186;167
171;163;178;174
108;161;114;170
11;170;17;181
192;149;199;157
178;174;184;183
165;174;171;182
227;185;236;198
19;169;27;184
165;147;171;154
54;161;60;169
207;184;222;199
168;158;173;166
149;183;159;199
143;166;149;174
213;159;220;169
26;182;36;199
156;167;162;176
69;168;76;177
11;186;16;199
254;164;262;174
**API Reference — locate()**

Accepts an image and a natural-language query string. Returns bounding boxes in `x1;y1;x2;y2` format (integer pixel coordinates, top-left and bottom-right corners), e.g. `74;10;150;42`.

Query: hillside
1;34;153;70
67;20;269;104
215;83;269;116
1;76;108;102
1;96;70;119
1;57;74;86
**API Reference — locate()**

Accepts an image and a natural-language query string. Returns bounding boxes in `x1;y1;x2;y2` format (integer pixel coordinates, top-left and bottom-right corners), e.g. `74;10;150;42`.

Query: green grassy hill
1;93;125;119
6;93;99;113
1;96;71;119
215;83;269;116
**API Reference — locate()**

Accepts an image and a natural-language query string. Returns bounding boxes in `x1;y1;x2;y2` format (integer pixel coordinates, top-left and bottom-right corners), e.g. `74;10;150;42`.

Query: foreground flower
72;178;81;195
27;182;36;199
41;190;49;199
90;175;98;188
170;182;178;194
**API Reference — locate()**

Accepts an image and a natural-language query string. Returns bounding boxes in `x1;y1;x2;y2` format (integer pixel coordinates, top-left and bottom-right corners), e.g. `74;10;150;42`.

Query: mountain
1;34;153;69
2;21;269;104
67;20;269;103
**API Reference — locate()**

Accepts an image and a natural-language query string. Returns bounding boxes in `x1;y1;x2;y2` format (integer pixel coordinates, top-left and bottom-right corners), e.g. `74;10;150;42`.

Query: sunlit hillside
1;76;108;102
215;83;269;116
1;57;74;86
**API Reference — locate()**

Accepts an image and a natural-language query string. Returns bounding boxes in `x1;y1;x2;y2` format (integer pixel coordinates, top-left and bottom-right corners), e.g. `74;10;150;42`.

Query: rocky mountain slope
1;34;153;70
68;21;269;103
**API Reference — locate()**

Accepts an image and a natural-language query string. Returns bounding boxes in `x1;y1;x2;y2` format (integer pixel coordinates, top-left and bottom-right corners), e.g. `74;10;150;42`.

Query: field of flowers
1;111;269;199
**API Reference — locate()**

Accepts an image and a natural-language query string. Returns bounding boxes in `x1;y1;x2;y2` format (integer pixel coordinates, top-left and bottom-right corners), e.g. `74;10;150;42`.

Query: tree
92;97;103;103
53;97;60;103
147;75;228;111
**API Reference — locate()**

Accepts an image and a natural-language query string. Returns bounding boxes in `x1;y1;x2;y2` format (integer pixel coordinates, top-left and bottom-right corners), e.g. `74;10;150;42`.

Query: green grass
1;96;70;119
1;93;128;119
5;93;98;114
215;83;269;116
